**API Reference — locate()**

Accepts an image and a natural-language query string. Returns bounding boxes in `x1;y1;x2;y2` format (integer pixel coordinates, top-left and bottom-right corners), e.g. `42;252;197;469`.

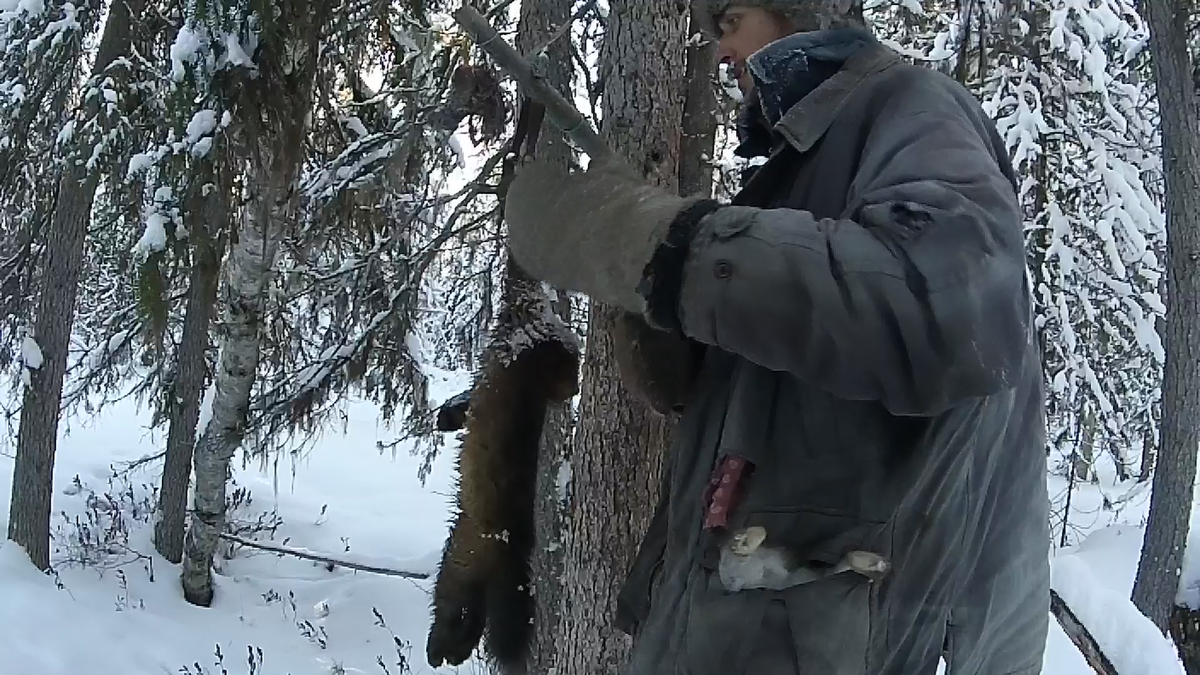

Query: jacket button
714;260;733;279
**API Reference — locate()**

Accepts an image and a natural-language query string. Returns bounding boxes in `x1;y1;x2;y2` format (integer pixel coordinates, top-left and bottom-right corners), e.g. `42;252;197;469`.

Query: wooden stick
1050;589;1121;675
219;533;431;580
452;4;612;161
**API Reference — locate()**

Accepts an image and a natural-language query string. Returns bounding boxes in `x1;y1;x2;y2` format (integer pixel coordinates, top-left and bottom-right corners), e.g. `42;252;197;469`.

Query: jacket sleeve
670;80;1032;417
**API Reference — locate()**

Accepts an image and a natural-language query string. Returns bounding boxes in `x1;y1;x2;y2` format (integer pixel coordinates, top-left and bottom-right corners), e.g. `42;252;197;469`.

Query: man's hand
503;158;715;321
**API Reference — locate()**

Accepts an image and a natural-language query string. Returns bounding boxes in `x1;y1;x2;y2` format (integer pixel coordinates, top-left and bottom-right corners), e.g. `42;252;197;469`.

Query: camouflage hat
702;0;862;34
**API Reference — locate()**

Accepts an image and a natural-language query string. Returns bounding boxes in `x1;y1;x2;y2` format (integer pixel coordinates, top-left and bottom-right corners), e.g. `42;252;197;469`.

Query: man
504;2;1051;673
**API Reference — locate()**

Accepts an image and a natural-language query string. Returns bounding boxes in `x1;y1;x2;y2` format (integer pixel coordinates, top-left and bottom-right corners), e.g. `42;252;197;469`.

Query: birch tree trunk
556;2;690;672
6;0;144;572
180;2;324;606
1131;0;1200;633
154;162;228;564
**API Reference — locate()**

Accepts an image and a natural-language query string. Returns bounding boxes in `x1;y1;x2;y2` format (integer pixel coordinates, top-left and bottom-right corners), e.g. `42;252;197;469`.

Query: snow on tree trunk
180;4;324;606
180;176;279;606
1131;0;1200;634
6;0;143;572
555;1;689;672
154;162;227;564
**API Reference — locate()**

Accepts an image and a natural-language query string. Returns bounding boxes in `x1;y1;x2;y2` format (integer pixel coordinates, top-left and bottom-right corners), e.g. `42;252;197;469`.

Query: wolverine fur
427;311;700;670
427;313;578;671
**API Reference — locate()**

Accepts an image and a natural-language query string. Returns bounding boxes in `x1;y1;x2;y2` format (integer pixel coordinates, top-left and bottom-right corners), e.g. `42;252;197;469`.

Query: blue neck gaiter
734;27;876;159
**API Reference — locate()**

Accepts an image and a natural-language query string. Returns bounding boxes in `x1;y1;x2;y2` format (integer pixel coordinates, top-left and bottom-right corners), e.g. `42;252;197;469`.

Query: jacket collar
773;39;902;154
734;31;902;159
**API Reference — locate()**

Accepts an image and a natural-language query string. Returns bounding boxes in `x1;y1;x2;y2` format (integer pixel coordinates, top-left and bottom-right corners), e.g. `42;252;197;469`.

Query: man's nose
716;41;736;65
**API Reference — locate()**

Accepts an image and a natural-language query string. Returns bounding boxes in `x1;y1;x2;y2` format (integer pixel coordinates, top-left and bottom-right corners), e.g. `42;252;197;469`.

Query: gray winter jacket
613;34;1051;675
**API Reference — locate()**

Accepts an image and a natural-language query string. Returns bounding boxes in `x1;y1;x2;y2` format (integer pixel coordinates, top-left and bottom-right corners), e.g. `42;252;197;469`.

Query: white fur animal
717;526;890;592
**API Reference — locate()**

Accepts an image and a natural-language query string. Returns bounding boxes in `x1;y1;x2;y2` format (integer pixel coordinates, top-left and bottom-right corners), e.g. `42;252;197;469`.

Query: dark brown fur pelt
612;311;705;415
435;390;471;432
426;331;578;672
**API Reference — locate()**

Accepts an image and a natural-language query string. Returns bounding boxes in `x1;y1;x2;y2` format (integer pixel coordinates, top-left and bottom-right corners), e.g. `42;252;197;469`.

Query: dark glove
503;158;720;324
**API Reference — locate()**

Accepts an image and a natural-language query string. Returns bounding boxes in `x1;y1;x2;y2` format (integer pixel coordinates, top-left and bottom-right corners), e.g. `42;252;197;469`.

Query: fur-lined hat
701;0;862;34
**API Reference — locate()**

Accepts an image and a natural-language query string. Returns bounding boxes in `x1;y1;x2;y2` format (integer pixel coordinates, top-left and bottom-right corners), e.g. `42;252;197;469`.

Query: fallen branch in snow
1051;589;1121;675
218;533;430;580
114;450;167;473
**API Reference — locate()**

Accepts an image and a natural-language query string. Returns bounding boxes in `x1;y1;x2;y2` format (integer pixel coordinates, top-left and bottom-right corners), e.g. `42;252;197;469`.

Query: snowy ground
0;370;1189;674
0;366;477;675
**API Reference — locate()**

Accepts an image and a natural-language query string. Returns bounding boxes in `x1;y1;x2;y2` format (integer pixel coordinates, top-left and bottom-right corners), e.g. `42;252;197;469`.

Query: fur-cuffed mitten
503;159;717;322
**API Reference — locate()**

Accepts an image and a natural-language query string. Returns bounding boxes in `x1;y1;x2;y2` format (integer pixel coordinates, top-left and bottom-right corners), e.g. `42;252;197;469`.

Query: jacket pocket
684;508;883;675
745;508;880;675
681;564;772;675
737;507;889;569
782;568;872;675
682;566;872;675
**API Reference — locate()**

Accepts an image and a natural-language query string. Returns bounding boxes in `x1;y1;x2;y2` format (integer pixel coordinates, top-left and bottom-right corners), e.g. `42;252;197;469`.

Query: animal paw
426;586;487;668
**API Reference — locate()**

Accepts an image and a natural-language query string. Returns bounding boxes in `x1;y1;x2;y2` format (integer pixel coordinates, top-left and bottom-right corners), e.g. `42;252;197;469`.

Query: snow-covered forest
0;0;1198;672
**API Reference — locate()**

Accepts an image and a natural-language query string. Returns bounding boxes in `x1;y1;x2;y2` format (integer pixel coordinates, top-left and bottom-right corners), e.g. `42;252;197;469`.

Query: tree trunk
1140;426;1157;483
6;0;144;572
153;162;227;564
512;1;578;673
1074;406;1096;483
180;159;284;607
679;0;718;200
1131;0;1200;633
1141;272;1169;484
180;3;323;606
526;395;573;674
555;2;690;673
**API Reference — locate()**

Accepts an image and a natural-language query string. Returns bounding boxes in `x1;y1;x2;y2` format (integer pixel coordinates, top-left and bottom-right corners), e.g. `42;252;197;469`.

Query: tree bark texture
1131;0;1200;633
153;162;228;564
679;0;719;200
555;2;690;673
180;2;324;606
526;393;573;675
6;0;144;572
512;3;579;675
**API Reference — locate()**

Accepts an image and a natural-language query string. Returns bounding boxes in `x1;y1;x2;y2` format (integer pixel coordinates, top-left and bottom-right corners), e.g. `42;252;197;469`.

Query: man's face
716;7;795;95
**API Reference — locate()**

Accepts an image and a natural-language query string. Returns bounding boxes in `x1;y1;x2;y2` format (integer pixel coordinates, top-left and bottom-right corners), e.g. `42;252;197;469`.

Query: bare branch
218;533;431;580
453;5;611;161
